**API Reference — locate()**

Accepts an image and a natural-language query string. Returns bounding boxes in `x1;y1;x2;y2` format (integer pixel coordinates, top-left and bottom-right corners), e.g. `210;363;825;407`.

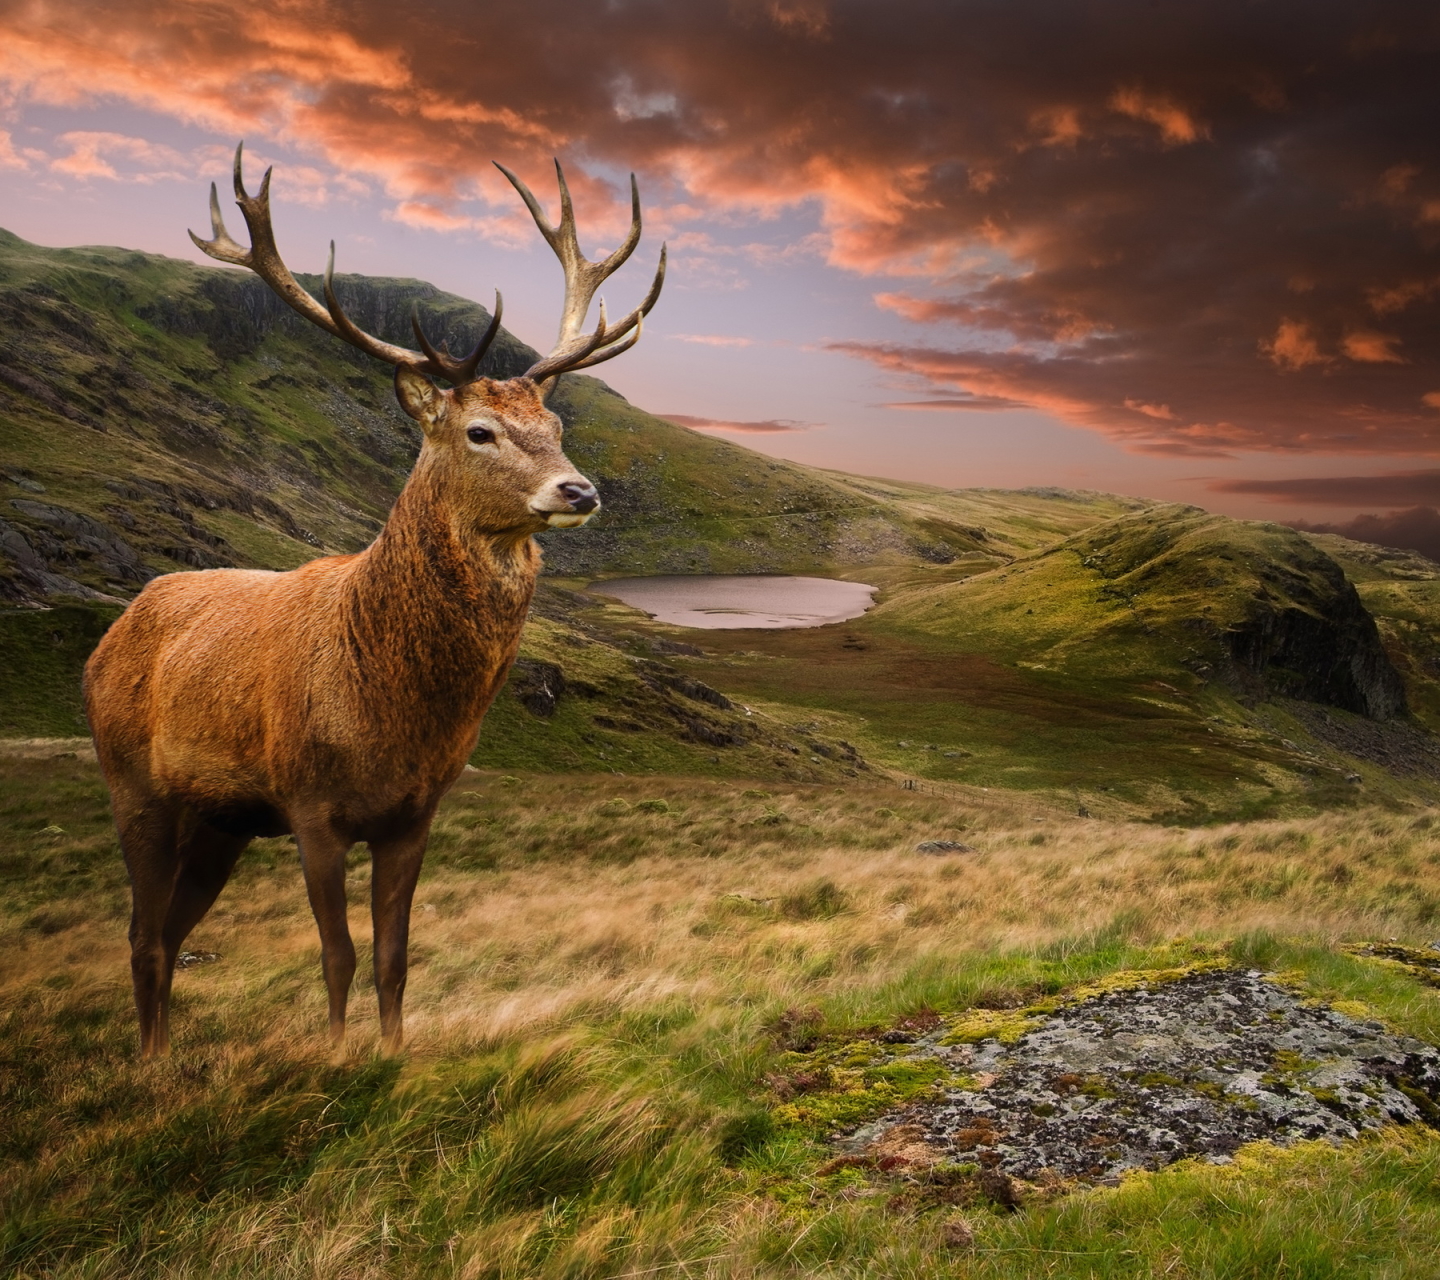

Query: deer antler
496;160;666;385
190;142;501;385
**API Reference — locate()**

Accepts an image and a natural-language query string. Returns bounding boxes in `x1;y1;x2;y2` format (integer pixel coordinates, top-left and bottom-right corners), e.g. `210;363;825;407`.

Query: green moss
1054;960;1235;1007
770;1056;952;1135
940;1008;1046;1045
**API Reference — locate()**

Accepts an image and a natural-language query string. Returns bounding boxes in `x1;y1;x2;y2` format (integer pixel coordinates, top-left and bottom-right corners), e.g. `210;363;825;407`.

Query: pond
589;575;878;630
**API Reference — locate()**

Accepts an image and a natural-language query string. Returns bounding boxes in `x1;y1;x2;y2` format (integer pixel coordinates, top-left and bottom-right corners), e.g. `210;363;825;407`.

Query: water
589;575;878;629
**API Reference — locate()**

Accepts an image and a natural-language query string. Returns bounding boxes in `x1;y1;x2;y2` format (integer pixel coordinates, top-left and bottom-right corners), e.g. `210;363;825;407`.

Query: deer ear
394;366;449;432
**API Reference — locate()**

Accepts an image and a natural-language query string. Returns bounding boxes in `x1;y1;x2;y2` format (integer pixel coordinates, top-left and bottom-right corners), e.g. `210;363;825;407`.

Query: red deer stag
85;144;665;1057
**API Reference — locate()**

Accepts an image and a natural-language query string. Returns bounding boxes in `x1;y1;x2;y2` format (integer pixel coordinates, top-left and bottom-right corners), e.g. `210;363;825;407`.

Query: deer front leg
295;821;357;1048
369;822;432;1056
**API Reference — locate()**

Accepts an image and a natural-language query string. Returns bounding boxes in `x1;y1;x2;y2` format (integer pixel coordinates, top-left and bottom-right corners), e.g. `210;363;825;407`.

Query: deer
83;143;665;1058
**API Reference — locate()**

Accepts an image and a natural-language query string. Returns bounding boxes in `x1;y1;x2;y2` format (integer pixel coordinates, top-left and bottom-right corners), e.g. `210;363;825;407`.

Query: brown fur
85;372;598;1056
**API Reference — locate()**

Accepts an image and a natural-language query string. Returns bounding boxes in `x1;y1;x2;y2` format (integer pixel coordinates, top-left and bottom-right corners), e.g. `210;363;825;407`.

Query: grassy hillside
566;508;1440;821
7;753;1440;1277
0;229;975;606
7;228;1440;815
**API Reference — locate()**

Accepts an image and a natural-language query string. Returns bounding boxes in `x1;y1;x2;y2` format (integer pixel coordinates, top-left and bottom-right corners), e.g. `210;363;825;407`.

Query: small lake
590;575;878;629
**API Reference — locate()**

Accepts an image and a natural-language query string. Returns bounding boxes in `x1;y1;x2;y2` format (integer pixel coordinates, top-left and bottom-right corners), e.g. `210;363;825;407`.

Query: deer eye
466;425;495;445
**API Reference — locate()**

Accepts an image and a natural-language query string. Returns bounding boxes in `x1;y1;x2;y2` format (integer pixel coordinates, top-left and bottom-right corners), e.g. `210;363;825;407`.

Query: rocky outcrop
1224;581;1406;719
1081;506;1408;721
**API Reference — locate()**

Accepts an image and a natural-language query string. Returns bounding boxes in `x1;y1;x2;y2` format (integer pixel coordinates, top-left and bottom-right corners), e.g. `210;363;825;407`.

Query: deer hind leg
163;823;248;968
120;805;249;1058
294;821;357;1047
116;798;183;1058
369;822;433;1056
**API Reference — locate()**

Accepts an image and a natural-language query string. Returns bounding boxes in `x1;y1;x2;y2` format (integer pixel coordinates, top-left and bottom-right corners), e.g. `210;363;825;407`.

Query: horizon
2;1;1439;538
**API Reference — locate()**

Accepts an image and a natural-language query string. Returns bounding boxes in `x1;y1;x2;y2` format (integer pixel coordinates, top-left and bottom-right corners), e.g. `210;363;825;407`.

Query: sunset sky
2;0;1439;527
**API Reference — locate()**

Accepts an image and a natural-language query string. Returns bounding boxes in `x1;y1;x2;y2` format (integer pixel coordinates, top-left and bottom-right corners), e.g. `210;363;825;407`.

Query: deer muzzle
534;477;601;528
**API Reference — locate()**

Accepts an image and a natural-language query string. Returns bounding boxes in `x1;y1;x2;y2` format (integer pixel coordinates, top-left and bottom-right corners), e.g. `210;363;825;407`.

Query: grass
0;605;123;736
7;751;1440;1276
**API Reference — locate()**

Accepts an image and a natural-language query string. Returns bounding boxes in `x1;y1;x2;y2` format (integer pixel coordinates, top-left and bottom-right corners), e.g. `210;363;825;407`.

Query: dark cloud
660;414;815;434
879;395;1032;412
3;1;1440;456
1213;470;1440;506
1289;507;1440;562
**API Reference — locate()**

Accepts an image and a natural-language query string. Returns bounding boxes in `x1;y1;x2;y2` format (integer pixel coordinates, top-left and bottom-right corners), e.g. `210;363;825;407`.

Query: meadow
7;748;1440;1278
8;174;1440;1280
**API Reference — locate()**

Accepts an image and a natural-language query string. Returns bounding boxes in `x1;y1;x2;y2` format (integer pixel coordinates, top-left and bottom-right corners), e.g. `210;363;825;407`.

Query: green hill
5;230;1440;818
0;229;985;606
564;506;1440;820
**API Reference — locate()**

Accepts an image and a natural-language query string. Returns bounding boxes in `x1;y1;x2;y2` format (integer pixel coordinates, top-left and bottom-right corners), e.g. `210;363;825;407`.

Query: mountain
4;230;1440;818
0;229;1010;607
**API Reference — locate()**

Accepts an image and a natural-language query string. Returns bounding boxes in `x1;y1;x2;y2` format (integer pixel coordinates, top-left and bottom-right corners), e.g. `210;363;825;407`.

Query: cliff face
1223;583;1406;720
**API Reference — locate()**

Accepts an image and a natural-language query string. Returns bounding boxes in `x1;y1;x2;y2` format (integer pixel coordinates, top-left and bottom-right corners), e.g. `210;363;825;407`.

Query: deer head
189;144;667;535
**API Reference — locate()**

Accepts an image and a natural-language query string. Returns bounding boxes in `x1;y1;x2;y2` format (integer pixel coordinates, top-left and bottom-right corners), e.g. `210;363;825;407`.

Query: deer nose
558;480;599;514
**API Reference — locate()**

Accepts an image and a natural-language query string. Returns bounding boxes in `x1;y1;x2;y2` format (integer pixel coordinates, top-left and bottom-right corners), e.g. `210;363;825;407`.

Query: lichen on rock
774;967;1440;1202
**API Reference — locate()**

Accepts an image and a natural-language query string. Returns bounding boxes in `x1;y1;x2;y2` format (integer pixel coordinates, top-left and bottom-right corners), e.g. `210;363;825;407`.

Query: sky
1;0;1439;529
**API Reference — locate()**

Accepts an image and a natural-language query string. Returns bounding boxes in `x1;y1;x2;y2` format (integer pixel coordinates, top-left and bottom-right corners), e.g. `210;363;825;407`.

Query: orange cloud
1368;277;1439;314
0;0;1437;457
50;131;189;182
0;129;30;170
1028;105;1085;148
1343;330;1406;364
1124;399;1176;420
1262;320;1329;372
1109;87;1207;145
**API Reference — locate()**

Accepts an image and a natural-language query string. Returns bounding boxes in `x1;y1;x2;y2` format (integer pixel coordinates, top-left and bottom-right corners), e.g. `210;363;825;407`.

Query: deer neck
344;461;540;713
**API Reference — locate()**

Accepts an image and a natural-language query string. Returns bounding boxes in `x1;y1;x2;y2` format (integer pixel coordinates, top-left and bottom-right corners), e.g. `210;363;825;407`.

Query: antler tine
497;158;664;385
523;243;667;385
188;180;251;264
550;161;645;280
566;309;646;373
496;162;643;336
409;292;504;384
192;142;497;385
321;241;423;368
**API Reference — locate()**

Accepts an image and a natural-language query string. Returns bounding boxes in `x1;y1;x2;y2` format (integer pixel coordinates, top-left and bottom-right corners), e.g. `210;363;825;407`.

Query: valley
7;232;1440;1278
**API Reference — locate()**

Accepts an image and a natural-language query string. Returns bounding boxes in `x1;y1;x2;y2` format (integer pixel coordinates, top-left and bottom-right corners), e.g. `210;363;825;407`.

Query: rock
175;950;220;969
939;1215;974;1249
508;657;566;717
915;840;976;855
884;970;1440;1184
648;637;705;657
1;470;45;493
